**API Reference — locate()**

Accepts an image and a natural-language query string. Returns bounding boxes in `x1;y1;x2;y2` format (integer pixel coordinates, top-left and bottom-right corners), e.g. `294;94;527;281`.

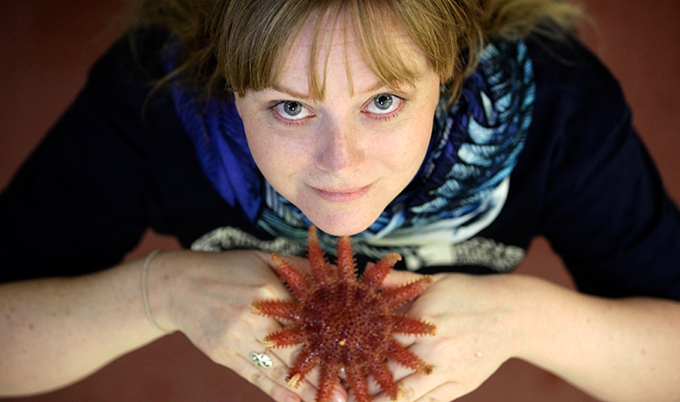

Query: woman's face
235;19;440;236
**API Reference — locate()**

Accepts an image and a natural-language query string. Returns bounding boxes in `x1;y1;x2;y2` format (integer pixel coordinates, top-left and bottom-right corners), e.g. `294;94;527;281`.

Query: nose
315;120;365;177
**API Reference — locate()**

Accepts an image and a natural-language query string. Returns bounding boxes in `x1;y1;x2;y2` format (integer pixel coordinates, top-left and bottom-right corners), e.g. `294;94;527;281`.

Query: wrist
141;250;171;333
504;274;577;366
488;274;540;360
468;273;557;362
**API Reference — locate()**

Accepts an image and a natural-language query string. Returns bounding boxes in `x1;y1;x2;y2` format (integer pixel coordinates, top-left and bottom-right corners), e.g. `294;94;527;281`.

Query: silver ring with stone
250;352;273;368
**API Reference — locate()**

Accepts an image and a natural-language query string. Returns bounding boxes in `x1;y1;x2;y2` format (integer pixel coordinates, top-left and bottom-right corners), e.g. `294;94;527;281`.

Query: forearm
0;257;167;396
514;275;680;402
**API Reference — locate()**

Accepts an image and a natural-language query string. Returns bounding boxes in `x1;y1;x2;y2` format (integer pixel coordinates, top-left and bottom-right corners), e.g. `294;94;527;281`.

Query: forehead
275;12;431;98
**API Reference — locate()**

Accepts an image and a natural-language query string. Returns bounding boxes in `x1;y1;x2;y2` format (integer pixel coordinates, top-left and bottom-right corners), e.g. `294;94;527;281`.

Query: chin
305;208;379;237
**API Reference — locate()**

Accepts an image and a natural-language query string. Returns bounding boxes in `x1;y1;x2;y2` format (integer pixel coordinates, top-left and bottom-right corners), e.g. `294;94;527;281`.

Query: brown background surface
1;1;678;401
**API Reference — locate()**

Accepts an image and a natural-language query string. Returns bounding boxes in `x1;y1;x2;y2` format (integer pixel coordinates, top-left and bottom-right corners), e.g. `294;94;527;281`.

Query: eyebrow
272;81;389;100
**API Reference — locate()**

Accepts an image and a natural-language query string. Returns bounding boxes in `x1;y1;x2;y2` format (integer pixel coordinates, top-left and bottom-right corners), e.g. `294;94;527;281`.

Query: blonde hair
136;0;581;101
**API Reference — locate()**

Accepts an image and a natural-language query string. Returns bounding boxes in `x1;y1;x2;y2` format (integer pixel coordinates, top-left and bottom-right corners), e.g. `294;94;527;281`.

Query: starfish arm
385;337;434;375
287;346;321;388
250;300;301;322
263;326;308;348
359;253;402;292
336;236;357;283
306;226;335;286
389;315;437;336
345;350;371;402
368;354;400;401
271;253;314;301
315;362;341;402
379;276;434;311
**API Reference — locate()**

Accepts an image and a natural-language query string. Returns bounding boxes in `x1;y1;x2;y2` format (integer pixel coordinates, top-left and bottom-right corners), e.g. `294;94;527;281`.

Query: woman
1;1;679;401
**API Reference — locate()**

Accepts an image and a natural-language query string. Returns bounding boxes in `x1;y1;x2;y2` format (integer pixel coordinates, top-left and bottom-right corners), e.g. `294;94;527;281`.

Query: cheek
242;119;311;188
236;98;277;159
240;114;283;176
402;95;438;166
383;118;433;173
236;98;314;193
242;122;273;167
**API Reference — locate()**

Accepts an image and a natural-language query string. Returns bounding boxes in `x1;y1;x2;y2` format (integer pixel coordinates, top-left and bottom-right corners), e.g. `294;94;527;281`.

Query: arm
0;250;328;402
371;271;680;402
516;274;680;401
0;257;162;395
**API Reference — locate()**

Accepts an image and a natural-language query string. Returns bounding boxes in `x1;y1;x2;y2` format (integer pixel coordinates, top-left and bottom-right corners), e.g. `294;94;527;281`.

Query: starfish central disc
304;284;385;351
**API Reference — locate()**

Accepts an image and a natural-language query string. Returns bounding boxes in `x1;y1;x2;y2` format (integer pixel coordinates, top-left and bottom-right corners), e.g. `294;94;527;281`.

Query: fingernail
284;394;298;402
331;385;346;402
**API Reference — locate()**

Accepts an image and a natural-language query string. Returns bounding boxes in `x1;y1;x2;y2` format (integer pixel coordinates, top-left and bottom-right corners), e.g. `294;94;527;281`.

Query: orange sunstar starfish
251;226;436;402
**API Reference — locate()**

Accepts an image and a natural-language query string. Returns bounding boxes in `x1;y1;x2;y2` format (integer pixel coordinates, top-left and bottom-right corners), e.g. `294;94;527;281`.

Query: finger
256;251;313;274
370;371;430;402
245;341;319;400
239;349;328;402
372;365;469;402
261;339;348;402
364;357;419;397
380;270;427;289
242;318;319;401
414;382;462;402
365;336;436;399
249;319;309;377
249;314;317;388
231;353;305;402
268;347;348;402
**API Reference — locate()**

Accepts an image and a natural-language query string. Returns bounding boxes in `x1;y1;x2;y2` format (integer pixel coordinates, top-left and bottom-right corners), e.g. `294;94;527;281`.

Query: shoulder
95;26;172;78
524;32;628;118
81;26;175;108
513;34;680;299
518;32;633;171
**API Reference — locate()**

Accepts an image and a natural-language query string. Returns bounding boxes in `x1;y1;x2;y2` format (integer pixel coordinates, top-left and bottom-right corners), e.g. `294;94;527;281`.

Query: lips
311;184;371;203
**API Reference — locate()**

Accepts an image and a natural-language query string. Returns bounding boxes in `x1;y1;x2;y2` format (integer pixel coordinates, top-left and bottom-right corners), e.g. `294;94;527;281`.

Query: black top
2;29;679;299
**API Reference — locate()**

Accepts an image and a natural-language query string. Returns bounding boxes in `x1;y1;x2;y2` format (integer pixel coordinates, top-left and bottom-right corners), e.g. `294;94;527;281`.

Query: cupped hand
144;250;347;402
368;271;531;402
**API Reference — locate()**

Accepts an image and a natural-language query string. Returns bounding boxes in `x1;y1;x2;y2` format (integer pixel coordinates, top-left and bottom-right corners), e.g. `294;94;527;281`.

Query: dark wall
1;1;678;401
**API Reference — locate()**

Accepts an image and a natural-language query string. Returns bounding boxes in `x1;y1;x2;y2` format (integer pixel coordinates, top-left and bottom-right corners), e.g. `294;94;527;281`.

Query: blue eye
274;101;311;120
365;93;402;115
373;94;393;110
283;101;303;116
